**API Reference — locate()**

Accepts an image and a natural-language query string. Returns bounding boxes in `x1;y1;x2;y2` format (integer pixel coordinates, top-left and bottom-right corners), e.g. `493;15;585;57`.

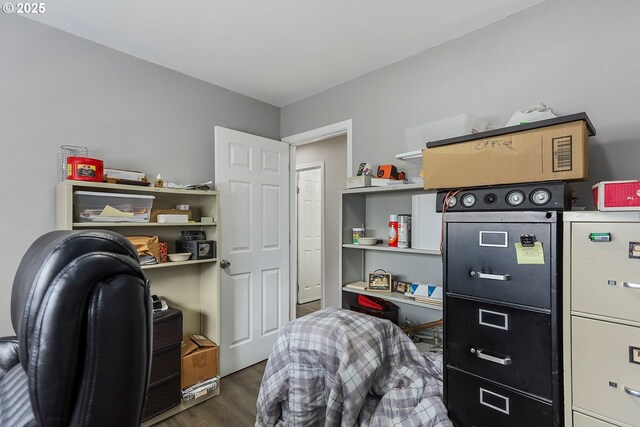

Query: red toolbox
593;180;640;211
351;294;399;324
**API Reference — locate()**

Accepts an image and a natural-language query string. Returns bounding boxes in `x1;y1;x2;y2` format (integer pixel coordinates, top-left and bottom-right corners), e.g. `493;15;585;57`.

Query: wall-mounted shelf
395;150;423;161
342;182;424;194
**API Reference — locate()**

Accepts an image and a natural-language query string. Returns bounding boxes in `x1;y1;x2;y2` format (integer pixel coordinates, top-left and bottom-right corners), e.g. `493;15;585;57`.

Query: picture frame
368;270;392;292
392;280;410;294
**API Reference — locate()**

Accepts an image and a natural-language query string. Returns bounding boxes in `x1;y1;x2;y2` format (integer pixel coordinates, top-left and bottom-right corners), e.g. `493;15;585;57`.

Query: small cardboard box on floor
181;334;219;389
422;113;595;189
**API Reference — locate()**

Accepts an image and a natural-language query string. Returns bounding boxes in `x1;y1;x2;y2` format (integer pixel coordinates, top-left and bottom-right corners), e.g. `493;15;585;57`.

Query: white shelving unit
339;184;443;326
55;180;221;425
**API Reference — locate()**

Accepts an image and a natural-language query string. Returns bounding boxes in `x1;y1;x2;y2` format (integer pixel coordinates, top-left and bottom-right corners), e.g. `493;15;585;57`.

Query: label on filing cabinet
629;242;640;258
630;346;640;364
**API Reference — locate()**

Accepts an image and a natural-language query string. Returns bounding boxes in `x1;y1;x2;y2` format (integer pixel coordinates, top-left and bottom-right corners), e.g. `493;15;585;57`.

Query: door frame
282;119;353;320
295;161;325;305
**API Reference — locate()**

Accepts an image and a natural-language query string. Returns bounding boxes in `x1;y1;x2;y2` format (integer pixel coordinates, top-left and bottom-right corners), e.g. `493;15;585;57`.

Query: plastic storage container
74;191;155;223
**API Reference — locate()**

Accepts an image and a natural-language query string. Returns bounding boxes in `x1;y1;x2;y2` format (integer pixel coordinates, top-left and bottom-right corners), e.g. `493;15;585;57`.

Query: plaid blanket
256;308;452;427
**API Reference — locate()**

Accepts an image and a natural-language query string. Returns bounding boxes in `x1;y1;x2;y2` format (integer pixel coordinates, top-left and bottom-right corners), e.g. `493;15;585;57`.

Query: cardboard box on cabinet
423;118;592;189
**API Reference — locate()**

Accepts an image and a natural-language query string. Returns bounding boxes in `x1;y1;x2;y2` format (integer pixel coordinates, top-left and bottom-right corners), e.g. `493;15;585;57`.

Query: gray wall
0;15;280;336
295;135;346;309
282;0;640;207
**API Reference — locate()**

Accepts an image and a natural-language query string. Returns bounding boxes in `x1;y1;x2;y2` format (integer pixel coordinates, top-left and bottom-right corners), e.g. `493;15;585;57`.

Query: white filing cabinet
563;212;640;427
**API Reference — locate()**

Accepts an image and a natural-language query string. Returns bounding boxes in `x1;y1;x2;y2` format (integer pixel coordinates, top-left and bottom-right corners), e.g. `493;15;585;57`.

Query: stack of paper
344;281;368;290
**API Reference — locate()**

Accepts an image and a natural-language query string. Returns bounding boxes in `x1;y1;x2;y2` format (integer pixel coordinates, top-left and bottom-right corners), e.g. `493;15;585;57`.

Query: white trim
295;162;325;306
296;161;325;171
283;119;353;321
282;119;353;177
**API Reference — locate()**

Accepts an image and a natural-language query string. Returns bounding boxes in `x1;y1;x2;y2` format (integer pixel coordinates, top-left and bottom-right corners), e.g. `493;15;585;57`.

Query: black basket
149;344;181;386
152;307;182;351
142;374;181;421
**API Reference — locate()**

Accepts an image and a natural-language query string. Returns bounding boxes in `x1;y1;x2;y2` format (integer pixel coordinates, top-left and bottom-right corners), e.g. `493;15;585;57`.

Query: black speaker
436;181;571;212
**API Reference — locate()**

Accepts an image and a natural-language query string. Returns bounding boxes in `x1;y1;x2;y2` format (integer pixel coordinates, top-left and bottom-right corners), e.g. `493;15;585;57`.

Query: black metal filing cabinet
443;211;563;427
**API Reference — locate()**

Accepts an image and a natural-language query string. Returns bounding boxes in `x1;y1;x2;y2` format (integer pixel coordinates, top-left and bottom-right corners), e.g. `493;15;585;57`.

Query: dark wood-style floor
157;301;321;426
296;299;322;318
156;360;267;427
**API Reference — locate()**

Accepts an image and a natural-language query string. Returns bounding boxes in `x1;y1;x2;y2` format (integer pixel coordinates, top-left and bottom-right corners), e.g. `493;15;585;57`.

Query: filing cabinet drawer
573;412;616;427
572;317;640;426
572;222;640;323
446;222;552;308
447;368;554;427
446;296;552;399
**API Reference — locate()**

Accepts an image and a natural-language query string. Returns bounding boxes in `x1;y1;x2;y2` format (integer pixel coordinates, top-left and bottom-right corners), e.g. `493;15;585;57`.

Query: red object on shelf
388;215;398;247
357;294;383;310
353;294;399;324
67;156;104;182
593;181;640;211
158;242;168;263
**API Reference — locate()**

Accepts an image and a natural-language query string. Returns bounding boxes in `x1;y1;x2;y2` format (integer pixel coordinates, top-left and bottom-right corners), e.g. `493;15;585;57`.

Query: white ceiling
28;0;546;107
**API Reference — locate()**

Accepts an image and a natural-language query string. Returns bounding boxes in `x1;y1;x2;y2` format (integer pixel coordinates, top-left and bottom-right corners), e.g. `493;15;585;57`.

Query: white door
297;167;322;304
215;127;289;376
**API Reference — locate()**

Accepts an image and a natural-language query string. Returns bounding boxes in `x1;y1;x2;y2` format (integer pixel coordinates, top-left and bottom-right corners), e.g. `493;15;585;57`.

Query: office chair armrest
0;336;20;379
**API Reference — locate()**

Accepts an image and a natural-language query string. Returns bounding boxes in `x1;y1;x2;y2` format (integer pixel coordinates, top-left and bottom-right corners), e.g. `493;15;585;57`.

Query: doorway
296;163;324;313
284;120;352;320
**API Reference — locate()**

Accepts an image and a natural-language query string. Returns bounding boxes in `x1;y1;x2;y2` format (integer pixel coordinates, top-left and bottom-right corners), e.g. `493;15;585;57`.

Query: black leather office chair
0;230;152;427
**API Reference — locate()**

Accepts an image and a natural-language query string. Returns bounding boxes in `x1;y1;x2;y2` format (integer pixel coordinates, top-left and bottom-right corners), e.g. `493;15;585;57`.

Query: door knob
220;259;231;269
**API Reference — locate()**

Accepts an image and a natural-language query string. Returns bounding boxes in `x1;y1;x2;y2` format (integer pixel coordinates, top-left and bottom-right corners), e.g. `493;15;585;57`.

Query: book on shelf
344;281;367;290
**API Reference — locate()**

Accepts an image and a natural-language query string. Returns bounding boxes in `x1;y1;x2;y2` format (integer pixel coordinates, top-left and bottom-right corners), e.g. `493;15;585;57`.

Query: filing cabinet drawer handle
623;282;640;289
625;386;640;398
470;270;512;281
471;348;512;365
